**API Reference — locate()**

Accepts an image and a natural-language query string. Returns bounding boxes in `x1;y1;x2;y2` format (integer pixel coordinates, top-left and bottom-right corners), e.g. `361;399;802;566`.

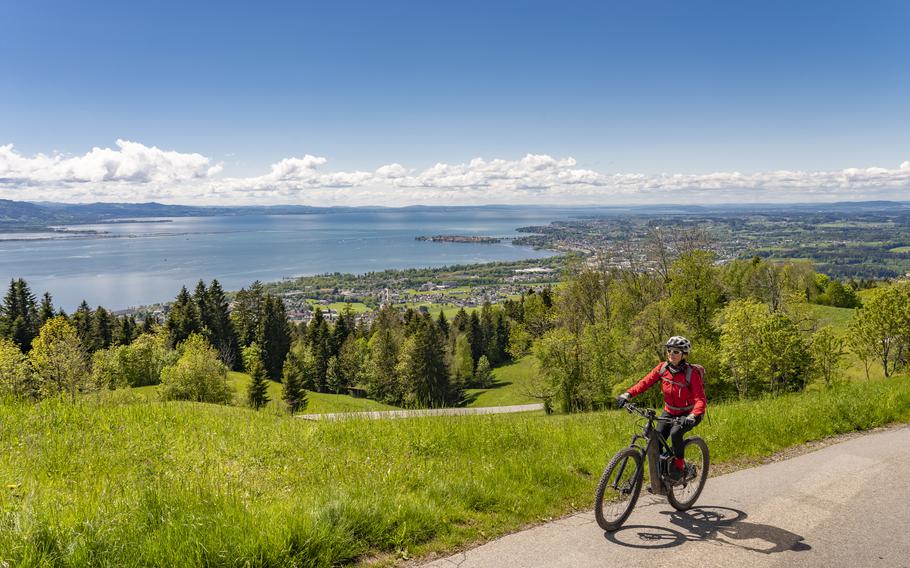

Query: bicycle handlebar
622;402;685;424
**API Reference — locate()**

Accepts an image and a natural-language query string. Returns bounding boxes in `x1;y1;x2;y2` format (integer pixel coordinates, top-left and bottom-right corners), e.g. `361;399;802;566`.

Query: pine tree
91;306;113;351
468;311;483;364
206;280;239;369
281;352;308;413
258;294;291;381
436;311;449;338
495;311;511;363
364;326;399;403
243;343;270;410
113;315;137;346
306;308;331;391
72;300;94;351
193;280;211;334
0;279;39;351
402;307;418;329
38;292;55;327
480;302;496;363
475;355;493;388
140;313;156;334
540;286;554;308
331;304;354;355
231;281;264;347
396;317;451;408
452;308;470;334
165;286;202;348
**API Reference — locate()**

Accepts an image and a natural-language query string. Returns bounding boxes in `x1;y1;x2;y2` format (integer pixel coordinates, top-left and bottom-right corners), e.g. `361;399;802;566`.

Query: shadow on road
605;505;811;554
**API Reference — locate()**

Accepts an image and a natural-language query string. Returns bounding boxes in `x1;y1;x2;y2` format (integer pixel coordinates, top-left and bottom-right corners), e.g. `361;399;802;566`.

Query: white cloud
0;140;221;186
1;140;909;205
260;155;327;181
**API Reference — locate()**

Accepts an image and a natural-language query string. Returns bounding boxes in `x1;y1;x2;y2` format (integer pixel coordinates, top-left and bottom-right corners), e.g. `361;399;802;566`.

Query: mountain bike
594;402;710;531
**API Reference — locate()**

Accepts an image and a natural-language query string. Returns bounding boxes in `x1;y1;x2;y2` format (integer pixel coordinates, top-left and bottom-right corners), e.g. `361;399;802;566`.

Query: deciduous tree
0;336;35;399
810;326;846;387
159;334;233;404
29;316;90;401
848;283;910;377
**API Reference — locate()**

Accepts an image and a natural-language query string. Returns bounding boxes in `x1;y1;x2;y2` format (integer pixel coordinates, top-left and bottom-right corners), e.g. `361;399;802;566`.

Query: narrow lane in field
296;403;545;420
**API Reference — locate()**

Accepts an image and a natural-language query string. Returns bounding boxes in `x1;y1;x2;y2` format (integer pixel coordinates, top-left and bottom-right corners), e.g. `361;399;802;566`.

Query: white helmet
665;336;691;353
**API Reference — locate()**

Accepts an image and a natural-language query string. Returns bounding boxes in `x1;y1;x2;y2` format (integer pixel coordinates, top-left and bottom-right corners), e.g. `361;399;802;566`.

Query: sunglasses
666;349;684;356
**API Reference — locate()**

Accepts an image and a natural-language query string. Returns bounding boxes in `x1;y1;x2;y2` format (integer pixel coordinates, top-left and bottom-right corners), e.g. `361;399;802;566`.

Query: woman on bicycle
617;336;706;481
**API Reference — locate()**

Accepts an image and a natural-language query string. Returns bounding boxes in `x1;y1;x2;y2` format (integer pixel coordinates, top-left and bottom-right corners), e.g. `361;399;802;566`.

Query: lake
0;206;587;311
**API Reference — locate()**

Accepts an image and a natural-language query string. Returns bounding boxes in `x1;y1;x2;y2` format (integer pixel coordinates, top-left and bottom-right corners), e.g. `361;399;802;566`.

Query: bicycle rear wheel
594;447;643;531
666;437;709;511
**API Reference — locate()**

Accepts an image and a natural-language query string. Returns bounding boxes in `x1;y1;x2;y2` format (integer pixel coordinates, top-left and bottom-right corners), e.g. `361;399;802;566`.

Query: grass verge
1;376;908;566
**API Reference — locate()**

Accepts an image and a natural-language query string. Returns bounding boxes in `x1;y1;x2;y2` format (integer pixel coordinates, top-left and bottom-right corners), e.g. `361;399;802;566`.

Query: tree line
0;277;517;412
525;252;909;413
3;255;905;415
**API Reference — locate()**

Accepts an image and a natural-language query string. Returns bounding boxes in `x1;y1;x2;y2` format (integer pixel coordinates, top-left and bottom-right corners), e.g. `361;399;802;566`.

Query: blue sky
1;0;909;205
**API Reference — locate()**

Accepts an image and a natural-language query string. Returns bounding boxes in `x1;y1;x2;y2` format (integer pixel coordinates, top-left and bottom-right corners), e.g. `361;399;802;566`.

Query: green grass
806;304;873;381
465;356;539;407
889;246;910;253
303;391;399;414
809;304;854;332
2;376;909;566
133;372;398;414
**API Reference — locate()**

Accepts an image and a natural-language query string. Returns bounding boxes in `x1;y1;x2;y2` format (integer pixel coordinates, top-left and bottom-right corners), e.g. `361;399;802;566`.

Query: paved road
422;425;910;568
297;403;544;421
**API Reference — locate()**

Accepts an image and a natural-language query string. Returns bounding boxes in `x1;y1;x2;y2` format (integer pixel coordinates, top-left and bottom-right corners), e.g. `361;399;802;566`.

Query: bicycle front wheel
666;436;709;511
594;447;643;531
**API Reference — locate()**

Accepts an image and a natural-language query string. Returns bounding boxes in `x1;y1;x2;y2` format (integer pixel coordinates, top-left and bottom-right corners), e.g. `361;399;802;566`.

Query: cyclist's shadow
604;506;811;554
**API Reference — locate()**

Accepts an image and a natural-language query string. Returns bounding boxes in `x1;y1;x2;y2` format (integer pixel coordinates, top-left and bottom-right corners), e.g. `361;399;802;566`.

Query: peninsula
415;235;502;243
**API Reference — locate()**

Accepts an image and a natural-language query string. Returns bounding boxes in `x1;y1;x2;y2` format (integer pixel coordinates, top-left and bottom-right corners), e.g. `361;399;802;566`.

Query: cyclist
616;336;707;481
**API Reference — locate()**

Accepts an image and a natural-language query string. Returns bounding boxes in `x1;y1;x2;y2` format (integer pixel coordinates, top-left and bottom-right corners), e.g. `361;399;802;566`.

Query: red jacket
627;362;707;416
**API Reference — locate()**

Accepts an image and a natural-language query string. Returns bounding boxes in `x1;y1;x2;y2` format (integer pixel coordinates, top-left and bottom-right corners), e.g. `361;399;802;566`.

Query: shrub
159;334;233;404
29;316;90;401
0;337;35;399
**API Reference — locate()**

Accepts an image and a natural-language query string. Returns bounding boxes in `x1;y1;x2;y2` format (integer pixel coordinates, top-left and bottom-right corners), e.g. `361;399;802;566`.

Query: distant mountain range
1;198;909;231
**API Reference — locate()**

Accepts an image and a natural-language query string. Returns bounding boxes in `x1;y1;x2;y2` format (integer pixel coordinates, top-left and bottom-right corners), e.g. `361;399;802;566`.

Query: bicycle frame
623;404;679;496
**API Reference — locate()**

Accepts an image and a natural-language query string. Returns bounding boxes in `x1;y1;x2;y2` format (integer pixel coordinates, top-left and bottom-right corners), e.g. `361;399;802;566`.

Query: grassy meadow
134;372;399;415
2;375;910;567
465;356;539;407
